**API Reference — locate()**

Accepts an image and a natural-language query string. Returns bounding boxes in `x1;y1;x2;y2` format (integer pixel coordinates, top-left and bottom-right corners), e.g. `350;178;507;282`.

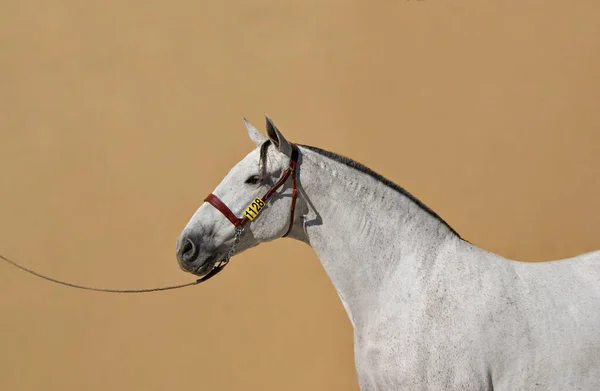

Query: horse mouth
190;253;224;277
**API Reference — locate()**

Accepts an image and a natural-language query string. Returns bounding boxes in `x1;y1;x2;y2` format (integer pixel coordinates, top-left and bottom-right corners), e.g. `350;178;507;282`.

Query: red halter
204;143;299;238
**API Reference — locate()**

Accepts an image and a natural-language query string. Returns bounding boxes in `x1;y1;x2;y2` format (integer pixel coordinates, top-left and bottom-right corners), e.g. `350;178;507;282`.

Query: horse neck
293;146;462;328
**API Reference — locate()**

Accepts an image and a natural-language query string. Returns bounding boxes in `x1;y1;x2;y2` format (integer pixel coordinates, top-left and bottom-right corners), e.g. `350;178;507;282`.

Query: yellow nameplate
243;197;266;221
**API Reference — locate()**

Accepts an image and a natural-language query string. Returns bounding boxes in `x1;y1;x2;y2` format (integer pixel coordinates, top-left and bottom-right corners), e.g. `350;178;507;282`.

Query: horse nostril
180;239;199;263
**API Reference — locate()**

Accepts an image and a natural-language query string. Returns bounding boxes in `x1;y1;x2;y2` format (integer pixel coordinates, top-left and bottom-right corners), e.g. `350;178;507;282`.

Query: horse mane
298;144;462;239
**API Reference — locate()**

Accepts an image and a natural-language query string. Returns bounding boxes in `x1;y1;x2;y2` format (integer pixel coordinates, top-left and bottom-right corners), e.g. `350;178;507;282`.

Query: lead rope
0;228;244;293
0;254;201;293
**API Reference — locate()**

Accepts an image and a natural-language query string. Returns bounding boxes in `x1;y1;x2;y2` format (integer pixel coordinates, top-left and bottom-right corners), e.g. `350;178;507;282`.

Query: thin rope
0;254;201;293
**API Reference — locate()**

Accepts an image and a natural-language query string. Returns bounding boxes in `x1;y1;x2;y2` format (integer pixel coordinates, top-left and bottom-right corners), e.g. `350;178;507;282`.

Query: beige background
1;1;599;390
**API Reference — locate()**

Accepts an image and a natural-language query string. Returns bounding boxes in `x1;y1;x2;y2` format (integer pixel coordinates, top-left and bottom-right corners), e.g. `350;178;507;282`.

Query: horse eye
245;175;261;185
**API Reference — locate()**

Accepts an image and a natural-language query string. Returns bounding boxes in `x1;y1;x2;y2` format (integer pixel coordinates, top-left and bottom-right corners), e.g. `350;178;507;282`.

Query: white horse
176;115;600;390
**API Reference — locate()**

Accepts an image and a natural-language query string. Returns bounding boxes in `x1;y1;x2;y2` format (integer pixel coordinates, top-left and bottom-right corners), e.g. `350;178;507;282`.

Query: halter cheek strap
205;142;299;237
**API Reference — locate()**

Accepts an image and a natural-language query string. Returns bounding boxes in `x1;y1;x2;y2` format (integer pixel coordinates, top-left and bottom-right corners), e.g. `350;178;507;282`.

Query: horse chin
191;252;225;277
189;239;249;277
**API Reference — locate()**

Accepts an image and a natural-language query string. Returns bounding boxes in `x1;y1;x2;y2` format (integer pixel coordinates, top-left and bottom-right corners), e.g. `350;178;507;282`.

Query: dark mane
259;139;272;180
298;144;462;239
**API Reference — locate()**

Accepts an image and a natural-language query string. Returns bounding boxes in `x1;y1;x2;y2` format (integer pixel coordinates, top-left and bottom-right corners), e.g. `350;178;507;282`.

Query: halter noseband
197;143;299;282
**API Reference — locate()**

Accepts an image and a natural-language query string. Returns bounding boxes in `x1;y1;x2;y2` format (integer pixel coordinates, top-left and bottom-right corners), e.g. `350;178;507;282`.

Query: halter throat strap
204;143;299;237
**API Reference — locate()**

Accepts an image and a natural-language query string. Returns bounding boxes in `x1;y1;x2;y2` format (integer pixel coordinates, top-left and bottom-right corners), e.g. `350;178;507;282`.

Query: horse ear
265;114;292;157
243;117;267;147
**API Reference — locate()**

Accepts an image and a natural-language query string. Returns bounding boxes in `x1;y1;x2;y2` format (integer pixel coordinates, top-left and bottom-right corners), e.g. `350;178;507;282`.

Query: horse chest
351;293;492;391
353;331;491;391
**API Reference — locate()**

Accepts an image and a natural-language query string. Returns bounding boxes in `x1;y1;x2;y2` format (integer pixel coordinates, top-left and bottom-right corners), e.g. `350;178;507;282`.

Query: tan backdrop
1;1;599;390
